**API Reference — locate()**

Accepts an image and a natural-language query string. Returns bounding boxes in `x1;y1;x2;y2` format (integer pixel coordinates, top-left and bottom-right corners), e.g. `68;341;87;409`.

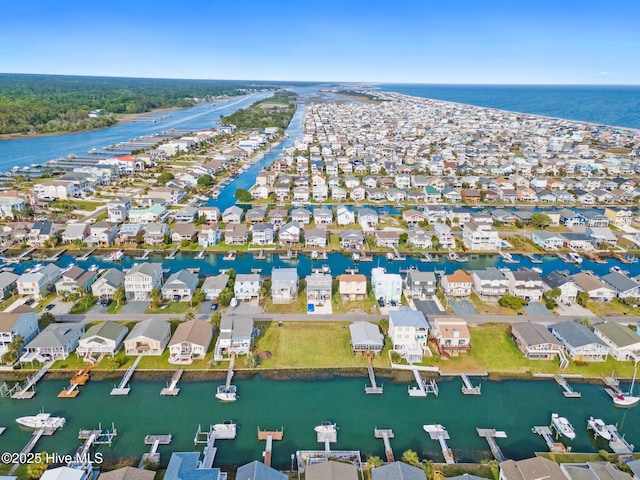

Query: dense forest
221;91;298;131
0;74;288;135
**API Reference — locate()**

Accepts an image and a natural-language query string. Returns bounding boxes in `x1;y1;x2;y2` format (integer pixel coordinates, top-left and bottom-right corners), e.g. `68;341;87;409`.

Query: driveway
232;299;262;315
198;300;213;315
555;302;597;317
450;299;477;315
414;299;445;316
48;301;74;315
309;302;333;315
524;301;552;317
120;301;151;314
90;302;111;314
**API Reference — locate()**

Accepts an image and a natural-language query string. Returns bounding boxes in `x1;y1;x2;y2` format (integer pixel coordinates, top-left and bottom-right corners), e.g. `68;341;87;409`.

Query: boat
352;252;360;262
587;417;612;441
568;252;583;264
88;264;99;272
321;264;331;274
551;413;576;440
531;267;543;274
16;412;66;430
609;266;629;276
215;385;237;402
212;420;237;437
613;365;640;407
314;421;337;434
448;252;459;261
106;250;123;262
386;252;395;261
311;250;318;260
619;254;639;265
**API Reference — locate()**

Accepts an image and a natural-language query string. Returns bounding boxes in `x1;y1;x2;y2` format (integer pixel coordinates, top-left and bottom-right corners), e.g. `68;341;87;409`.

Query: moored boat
551;413;575;440
215;385;237;402
586;416;611;441
613;365;639;407
314;421;337;434
568;252;583;264
16;412;66;430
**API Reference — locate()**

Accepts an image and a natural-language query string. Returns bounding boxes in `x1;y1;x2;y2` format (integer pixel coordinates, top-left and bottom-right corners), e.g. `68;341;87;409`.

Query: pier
9;429;46;475
110;355;142;395
45;247;67;262
58;368;91;398
164;247;180;260
139;434;172;468
461;374;482;395
477;428;507;462
223;250;237;261
0;381;20;397
77;423;117;458
194;422;237;469
374;428;395;463
77;248;96;261
254;249;266;260
17;247;36;261
423;425;455;464
11;360;54;399
408;368;438;397
160;370;184;396
257;428;283;467
603;373;622;398
607;425;634;454
316;423;337;452
365;353;383;394
524;253;543;264
532;426;568;453
195;248;207;260
135;249;152;260
499;251;519;263
554;375;581;398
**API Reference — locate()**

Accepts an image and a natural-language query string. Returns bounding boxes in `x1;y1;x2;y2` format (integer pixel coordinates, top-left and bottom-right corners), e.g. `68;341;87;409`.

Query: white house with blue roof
389;308;430;362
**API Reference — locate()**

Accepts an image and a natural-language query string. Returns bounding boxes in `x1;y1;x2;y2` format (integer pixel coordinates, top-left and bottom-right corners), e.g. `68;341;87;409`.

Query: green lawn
145;302;191;314
584;299;640;317
50;199;103;211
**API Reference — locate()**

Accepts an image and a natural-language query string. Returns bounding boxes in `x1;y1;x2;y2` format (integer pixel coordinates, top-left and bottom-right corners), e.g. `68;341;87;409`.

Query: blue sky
1;0;639;84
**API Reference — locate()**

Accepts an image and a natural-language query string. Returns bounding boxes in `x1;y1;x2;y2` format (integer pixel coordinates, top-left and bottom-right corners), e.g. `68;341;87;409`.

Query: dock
554;375;581;398
316;423;337;452
254;249;266;260
603;374;622;397
532;426;568;453
477;428;507;462
164;247;179;260
77;248;96;261
139;434;172;468
77;423;118;457
223;250;237;261
257;428;283;467
374;428;395;463
160;370;184;396
408;368;438;397
11;360;54;399
0;381;20;397
499;251;519;263
423;425;455;464
195;248;207;260
135;249;152;260
194;422;237;469
391;248;407;261
45;247;67;262
365;354;383;394
461;374;482;395
9;429;46;475
607;424;634;454
110;355;142;395
59;368;91;398
525;253;543;264
17;247;36;261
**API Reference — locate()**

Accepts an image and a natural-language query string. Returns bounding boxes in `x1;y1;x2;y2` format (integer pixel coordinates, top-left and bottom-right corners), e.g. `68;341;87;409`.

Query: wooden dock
17;247;36;261
461;374;482;395
257;428;283;467
12;360;54;399
160;370;184;396
223;250;237;261
135;249;152;260
477;428;507;462
195;248;207;260
554;375;581;398
374;428;395;463
532;426;567;453
365;354;383;394
139;434;172;468
111;355;142;395
164;247;180;260
606;424;634;454
424;425;455;464
59;369;91;398
77;248;97;261
9;429;46;475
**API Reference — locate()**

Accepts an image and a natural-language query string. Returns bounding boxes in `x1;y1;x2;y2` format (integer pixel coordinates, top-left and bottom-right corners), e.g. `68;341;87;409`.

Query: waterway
0;376;638;469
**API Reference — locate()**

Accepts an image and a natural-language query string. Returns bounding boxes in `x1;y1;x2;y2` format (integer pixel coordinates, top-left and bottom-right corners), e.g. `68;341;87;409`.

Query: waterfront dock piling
0;381;20;397
257;427;283;467
140;434;172;468
164;247;180;260
461;374;482;395
77;423;117;460
477;428;507;462
423;425;455;464
607;425;634;454
554;375;581;398
532;426;567;453
45;247;67;262
135;249;152;260
160;370;183;396
77;248;96;261
374;428;395;463
110;355;142;395
11;360;54;399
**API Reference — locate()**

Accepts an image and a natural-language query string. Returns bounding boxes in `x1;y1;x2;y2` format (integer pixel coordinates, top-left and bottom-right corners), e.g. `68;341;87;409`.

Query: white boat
531;267;543;274
311;250;318;260
106;250;123;262
352;252;360;262
215;385;237;402
314;421;337;434
88;264;99;272
321;264;331;274
609;266;629;275
212;420;237;438
613;365;640;407
587;417;612;441
568;252;583;264
551;413;576;440
448;252;459;261
16;412;66;430
386;252;395;261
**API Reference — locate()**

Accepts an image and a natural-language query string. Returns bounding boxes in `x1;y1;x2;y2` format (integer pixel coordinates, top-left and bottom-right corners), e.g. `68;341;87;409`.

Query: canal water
0;376;638;469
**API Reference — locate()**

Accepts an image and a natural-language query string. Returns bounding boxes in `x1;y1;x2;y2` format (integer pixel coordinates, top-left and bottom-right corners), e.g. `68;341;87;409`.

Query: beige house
124;318;171;356
338;273;367;301
430;317;471;356
168;320;212;364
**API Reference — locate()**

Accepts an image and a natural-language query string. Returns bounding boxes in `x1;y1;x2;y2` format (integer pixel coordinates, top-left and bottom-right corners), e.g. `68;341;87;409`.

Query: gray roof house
349;321;384;354
305;460;358;480
0;311;39;362
472;268;508;299
550;321;609;362
76;322;128;357
124;318;171;356
306;272;332;306
511;323;563;360
592;322;640;361
215;316;254;359
161;269;199;301
405;270;437;299
235;461;287;480
201;273;229;300
499;457;567;480
0;271;18;300
542;272;578;304
124;262;163;301
372;462;427;480
91;268;125;299
271;268;298;304
21;323;84;363
602;271;640;299
389;308;430;362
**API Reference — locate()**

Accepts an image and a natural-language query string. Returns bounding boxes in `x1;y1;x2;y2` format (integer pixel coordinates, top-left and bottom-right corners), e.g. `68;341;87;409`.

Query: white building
371;267;402;303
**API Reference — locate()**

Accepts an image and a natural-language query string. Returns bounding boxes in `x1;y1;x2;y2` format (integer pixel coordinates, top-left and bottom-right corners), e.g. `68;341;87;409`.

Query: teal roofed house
164;452;222;480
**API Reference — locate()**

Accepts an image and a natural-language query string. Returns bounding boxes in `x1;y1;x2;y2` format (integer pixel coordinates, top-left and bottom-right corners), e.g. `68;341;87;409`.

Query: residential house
511;323;563;360
0;311;38;361
0;271;18;300
115;223;144;245
336;206;355;226
98;467;155;480
271;268;299;304
291;208;311;225
235;461;287;480
21;323;84;363
313;207;333;225
107;199;131;223
531;231;564;251
371;267;402;302
201;273;229;300
124;318;171;356
61;223;89;244
389;308;430;362
441;270;473;298
76;322;128;358
372;462;427;480
128;205;168;224
124;263;163;301
215;316;254;358
550;321;609;362
472;268;508;299
268;208;288;228
375;230;400;248
174;206;198;222
340;229;364;250
306;272;332;306
542;272;578;304
222;205;244;224
358;208;378;231
91;268;125;299
27;221;57;247
462;222;501;251
434;223;455;249
430;317;471;356
142;223;170;246
505;269;543;301
592;322;640;361
603;271;640;299
224;223;249;245
405;270;437;299
339;273;367;301
278;221;301;246
605;207;632;228
55;266;96;294
304;227;327;248
168;320;212;364
586;227;617;246
163;452;224;480
234;274;261;301
171;223;196;243
349;321;384;354
251;223;275;245
561;462;631;480
17;264;61;300
198;224;221;247
162;269;199;301
245;207;267;225
499;457;567;480
305;460;358;480
403;209;425;226
572;272;616;301
198;206;220;222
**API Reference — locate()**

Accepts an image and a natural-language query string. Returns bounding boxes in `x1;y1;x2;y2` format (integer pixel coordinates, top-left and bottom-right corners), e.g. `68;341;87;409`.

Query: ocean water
379;84;640;130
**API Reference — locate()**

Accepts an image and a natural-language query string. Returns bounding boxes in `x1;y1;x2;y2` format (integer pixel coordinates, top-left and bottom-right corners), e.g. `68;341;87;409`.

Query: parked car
45;304;55;311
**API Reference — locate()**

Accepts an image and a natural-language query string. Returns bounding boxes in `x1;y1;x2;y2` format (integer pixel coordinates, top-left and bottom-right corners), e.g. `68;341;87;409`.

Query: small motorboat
215;385;237;402
586;417;611;441
551;413;576;440
314;421;337;434
16;412;66;430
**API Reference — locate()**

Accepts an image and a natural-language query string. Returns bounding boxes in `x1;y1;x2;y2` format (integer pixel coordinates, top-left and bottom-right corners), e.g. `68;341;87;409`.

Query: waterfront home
107;199;131;223
403;209;426;226
389;308;429;362
164;452;224;480
331;185;348;201
349;321;384;354
61;223;89;244
197;206;220;222
336;206;355;226
592;322;640;361
76;322;128;359
531;231;564;251
560;232;593;250
34;180;76;200
499;457;567;480
98;466;155;480
371;267;402;302
224;223;249;245
147;186;186;205
251;223;275;245
124;262;163;301
407;229;433;249
602;271;640;299
433;223;455;249
174;206;198;223
162;269;199;302
560;461;631;480
582;210;610;227
586;227;617;247
472;268;508;300
40;466;92;480
0;271;18;300
430;317;471;356
405;270;437;299
84;222;117;246
128;205;169;224
542;272;578;304
91;268;125;299
313;207;333;225
291;208;311;225
268;207;289;228
511;323;563;360
198;224;222;247
305;460;358;480
372;461;427;480
559;209;585;227
306;272;332;306
462;221;501;251
246;207;267;224
293;186;310;202
20;323;84;363
357;208;378;231
251;184;270;200
279;221;301;246
215;315;254;358
605;207;632;228
304;227;327;248
349;186;366;202
235;461;287;480
222;205;244;224
0;311;38;361
572;272;616;301
116;223;144;245
550;321;609;362
17;264;61;300
440;270;473;298
505;269;543;302
234;273;261;301
339;273;367;301
201;273;229;300
55;266;96;294
274;182;291;201
375;230;400;248
168;319;212;364
27;221;57;247
339;229;364;251
271;268;299;304
124;318;171;356
313;183;328;201
171;223;196;243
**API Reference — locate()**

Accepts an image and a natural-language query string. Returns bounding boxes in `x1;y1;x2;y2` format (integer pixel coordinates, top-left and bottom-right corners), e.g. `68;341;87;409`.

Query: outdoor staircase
558;349;569;370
